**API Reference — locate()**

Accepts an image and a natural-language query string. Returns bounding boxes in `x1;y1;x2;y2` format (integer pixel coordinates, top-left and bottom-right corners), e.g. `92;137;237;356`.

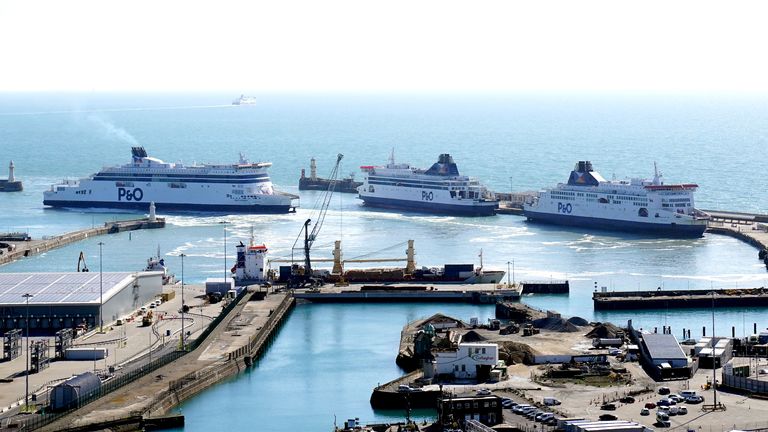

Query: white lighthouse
8;160;15;182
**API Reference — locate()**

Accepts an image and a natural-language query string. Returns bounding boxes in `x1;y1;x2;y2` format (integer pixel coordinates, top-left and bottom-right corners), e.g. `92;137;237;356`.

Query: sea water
1;93;767;429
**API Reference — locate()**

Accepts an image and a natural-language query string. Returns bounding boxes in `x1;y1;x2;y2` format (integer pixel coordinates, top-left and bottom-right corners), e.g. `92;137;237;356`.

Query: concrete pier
293;282;521;303
0;217;165;266
594;287;768;310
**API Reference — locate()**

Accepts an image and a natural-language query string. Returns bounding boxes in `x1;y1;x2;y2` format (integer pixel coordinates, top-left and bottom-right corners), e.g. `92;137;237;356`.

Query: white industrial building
695;337;733;368
0;272;162;335
426;342;499;380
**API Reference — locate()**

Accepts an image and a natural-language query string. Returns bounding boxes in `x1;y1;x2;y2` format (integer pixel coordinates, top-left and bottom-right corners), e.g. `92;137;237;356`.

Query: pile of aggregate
498;341;539;365
585;322;624;339
532;316;581;332
461;330;487;342
567;316;589;326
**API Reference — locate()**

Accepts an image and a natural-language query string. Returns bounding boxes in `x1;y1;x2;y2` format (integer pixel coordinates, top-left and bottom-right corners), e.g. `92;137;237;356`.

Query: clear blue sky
2;0;767;92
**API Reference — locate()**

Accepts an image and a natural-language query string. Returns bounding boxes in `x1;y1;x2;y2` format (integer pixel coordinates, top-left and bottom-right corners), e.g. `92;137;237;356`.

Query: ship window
598;197;609;204
638;208;648;217
450;191;456;198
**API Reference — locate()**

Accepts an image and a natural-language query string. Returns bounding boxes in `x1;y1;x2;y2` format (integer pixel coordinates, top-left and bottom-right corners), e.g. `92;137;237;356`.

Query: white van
543;397;561;406
680;390;698;399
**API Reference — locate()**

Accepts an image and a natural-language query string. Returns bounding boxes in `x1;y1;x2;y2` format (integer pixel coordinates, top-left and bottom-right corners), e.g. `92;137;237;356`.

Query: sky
1;0;768;93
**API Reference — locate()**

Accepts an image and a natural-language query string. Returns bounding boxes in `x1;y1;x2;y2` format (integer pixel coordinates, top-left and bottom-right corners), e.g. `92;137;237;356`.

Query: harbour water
1;93;768;429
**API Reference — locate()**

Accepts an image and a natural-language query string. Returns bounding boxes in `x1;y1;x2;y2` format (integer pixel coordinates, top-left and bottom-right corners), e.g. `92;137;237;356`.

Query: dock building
0;272;162;335
426;342;499;381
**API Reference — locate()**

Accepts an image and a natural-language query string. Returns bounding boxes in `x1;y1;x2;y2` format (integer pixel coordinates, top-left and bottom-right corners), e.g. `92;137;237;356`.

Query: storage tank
50;372;101;411
592;338;623;348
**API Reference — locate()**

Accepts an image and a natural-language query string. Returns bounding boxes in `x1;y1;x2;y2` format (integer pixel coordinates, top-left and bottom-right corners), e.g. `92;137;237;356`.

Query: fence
18;288;253;430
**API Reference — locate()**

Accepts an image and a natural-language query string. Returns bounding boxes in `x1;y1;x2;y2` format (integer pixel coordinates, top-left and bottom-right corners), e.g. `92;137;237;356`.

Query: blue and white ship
43;147;298;213
523;161;709;237
357;153;498;216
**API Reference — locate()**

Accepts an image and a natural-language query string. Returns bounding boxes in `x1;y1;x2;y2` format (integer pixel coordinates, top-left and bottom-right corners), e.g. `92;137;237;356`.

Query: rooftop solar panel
0;273;138;304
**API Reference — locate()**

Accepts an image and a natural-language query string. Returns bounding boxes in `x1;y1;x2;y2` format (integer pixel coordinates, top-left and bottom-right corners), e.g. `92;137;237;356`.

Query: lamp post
98;242;104;333
22;293;33;411
506;261;511;286
180;253;186;351
512;259;515;285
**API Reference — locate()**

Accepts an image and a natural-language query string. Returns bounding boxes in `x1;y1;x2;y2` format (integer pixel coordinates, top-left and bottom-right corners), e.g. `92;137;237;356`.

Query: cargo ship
299;158;362;193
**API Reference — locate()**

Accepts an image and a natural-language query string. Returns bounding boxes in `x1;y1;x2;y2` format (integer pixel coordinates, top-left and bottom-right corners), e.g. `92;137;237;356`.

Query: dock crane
77;251;89;272
289;153;344;288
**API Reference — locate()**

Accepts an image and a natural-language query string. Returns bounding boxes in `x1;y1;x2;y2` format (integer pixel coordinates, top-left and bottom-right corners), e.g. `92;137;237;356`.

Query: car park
620;396;636;403
678;405;688;415
640;408;650;416
501;398;513;408
669;406;679;416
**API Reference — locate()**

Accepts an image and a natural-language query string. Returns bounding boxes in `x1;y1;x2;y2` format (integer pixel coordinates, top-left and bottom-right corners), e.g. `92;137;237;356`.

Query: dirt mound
585;322;623;339
532;316;581;332
567;316;589;326
461;330;486;342
498;341;539;365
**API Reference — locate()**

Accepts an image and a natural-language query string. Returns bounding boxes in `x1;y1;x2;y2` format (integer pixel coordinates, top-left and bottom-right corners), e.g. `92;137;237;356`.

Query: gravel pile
585;322;624;338
461;330;487;342
532;316;582;332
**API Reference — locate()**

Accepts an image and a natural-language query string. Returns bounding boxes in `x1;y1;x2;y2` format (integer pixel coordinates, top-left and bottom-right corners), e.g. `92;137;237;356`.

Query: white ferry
232;94;256;105
43;147;298;213
357;153;498;216
523;161;709;237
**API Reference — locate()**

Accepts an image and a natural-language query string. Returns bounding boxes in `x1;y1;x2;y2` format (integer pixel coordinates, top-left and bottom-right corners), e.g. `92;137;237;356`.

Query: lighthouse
8;161;14;182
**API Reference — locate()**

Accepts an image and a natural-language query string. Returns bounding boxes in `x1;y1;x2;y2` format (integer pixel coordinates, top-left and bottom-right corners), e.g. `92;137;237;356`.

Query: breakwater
594;288;768;310
0;217;165;266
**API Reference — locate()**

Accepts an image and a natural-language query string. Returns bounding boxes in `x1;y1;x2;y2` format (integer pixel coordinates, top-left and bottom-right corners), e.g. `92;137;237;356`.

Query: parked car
543;397;561;406
658;386;671;395
645;402;657;409
397;385;412;393
640;408;650;416
657;398;676;407
599;414;618;421
685;395;704;404
678;405;688;415
513;404;531;414
601;403;617;411
620;396;636;403
538;413;555;423
668;394;685;403
501;398;513;408
669;406;679;416
760;369;768;375
476;388;491;396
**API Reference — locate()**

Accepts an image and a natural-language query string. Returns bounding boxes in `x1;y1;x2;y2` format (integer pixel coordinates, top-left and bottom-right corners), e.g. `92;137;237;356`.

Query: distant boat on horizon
232;94;256;105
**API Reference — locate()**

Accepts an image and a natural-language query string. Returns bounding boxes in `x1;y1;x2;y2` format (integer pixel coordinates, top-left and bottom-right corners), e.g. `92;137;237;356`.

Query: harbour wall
594;288;768;311
0;218;165;266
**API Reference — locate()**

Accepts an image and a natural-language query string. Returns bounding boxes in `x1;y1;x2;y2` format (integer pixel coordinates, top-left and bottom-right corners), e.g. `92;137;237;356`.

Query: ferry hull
360;196;497;217
524;210;706;237
43;199;294;214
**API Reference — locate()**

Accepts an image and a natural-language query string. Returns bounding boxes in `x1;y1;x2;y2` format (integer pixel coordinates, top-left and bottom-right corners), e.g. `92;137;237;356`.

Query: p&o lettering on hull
557;202;572;214
118;187;144;202
421;191;434;201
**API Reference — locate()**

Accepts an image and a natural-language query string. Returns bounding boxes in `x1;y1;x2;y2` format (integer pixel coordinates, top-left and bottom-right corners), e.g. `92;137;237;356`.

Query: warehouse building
0;272;162;335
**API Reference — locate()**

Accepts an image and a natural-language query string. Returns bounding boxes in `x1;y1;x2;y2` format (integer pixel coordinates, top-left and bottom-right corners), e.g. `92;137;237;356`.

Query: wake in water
0;104;236;117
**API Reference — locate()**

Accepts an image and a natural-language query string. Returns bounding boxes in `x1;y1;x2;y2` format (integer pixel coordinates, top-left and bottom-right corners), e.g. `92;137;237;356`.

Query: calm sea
1;93;767;429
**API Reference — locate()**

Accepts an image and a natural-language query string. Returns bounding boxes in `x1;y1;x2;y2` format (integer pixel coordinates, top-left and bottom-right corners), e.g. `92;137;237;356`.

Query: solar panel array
0;273;135;305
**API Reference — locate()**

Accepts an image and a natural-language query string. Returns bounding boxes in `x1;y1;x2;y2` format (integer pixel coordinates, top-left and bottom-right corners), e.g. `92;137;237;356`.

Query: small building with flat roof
641;333;688;368
0;272;162;335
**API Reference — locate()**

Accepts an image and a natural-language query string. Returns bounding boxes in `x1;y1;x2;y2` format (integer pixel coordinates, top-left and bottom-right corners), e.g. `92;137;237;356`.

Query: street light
180;253;186;351
22;293;33;411
98;242;104;333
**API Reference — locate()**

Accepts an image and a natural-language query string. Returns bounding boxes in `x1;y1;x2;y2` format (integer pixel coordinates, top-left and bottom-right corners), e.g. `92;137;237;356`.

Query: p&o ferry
43;147;298;213
357;152;498;216
523;161;709;237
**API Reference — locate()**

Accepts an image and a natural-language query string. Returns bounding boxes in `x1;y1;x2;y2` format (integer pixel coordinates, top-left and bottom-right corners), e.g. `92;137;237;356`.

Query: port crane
77;251;89;272
289;153;343;287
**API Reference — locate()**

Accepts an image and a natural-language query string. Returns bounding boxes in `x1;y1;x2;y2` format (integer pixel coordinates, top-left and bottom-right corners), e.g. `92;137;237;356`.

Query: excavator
77;251;89;272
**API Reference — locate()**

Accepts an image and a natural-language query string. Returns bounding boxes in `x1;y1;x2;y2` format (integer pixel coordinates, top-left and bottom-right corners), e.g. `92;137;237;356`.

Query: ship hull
360;195;497;217
43;199;293;214
523;210;706;237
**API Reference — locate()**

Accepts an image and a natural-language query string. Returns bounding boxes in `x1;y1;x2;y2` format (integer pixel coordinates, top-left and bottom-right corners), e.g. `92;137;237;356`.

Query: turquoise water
1;93;768;429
